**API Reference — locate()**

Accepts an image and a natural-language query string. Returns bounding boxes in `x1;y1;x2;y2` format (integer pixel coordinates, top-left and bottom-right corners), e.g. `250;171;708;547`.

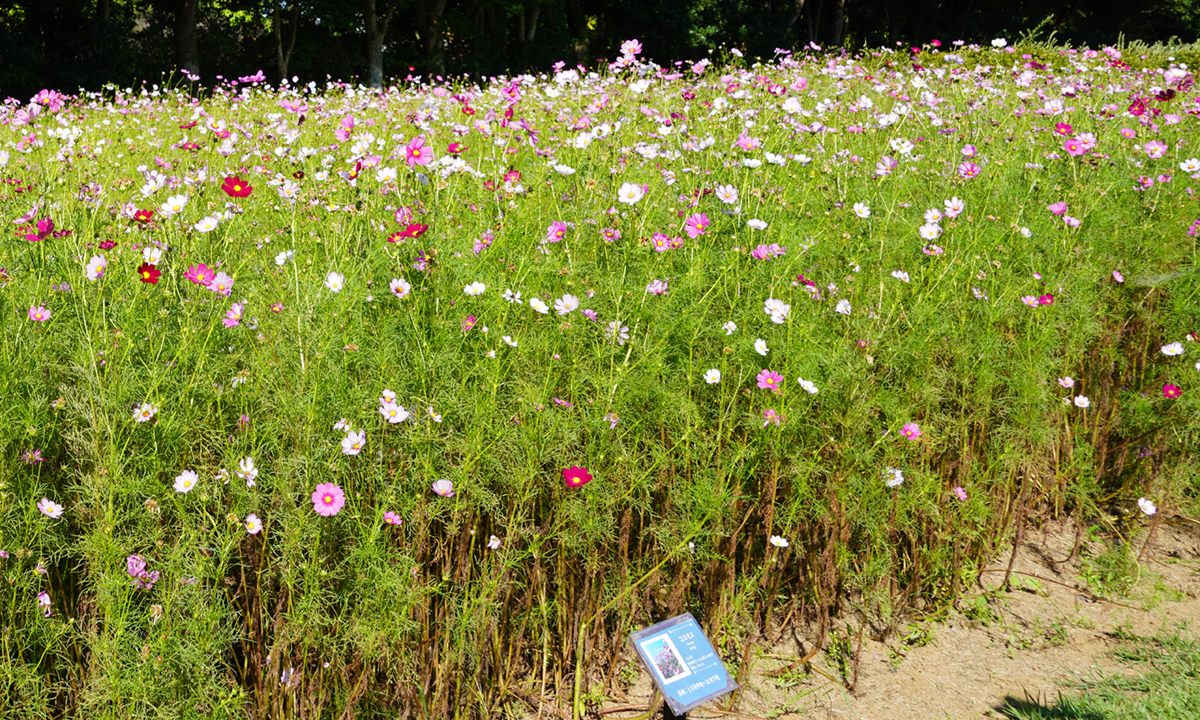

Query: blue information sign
630;613;737;715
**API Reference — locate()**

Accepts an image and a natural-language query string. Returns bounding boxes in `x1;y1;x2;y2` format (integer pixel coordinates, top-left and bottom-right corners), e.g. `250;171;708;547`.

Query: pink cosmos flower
223;302;243;328
28;305;50;322
207;271;234;296
335;115;355;142
311;483;345;516
952;486;968;501
384;511;403;526
546;221;568;243
1047;201;1068;216
957;161;981;179
646;279;669;295
762;409;782;427
432;479;455;497
756;369;784;391
405;135;433;167
901;422;921;439
186;263;213;285
1064;138;1085;156
683;212;710;238
1163;383;1182;399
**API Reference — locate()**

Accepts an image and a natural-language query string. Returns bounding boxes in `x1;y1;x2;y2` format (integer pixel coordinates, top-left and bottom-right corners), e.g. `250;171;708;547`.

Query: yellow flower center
324;495;333;504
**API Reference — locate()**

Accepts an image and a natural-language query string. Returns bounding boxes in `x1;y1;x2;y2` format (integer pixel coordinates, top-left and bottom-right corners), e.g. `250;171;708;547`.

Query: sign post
630;613;737;717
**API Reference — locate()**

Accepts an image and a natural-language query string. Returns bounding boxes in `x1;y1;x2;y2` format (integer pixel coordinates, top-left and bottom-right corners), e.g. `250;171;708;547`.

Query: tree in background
2;0;1200;98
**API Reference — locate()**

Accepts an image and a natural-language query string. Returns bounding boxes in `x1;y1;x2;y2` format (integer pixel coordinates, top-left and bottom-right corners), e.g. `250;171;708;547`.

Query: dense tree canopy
1;0;1199;97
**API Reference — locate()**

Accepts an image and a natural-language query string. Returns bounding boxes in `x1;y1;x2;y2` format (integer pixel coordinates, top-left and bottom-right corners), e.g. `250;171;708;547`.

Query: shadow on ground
996;694;1106;720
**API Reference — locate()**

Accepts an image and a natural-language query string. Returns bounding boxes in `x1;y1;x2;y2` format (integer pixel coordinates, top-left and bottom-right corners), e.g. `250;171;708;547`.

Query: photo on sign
639;633;692;685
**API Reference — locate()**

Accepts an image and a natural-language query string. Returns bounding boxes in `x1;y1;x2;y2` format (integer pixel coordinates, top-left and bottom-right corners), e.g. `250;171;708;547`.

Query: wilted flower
884;467;904;487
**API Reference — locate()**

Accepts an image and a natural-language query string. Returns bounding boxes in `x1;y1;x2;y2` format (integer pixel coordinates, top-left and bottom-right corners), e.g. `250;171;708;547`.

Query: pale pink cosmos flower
223;302;243;328
486;535;501;550
432;479;455;497
341;430;365;455
1058;377;1075;388
646;279;669;295
245;514;263;534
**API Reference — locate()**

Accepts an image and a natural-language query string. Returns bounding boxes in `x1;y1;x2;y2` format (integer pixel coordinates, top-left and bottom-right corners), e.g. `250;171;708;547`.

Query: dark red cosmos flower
562;466;593;489
292;171;305;180
99;240;117;250
134;209;154;224
137;263;161;284
399;223;428;239
221;176;253;198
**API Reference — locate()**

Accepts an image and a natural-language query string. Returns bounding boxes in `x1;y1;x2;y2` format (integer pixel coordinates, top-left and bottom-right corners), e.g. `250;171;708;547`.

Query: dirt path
598;521;1200;720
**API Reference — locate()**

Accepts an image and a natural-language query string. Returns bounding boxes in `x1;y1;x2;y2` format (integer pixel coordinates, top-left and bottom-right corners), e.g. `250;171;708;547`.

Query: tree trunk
98;0;112;25
414;0;448;76
810;0;824;43
833;0;847;46
175;0;199;74
785;0;805;30
563;0;588;64
365;0;394;89
274;1;300;82
517;3;540;73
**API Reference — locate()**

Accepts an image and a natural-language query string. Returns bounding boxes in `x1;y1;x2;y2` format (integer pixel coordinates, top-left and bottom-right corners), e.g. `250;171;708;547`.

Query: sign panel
630;613;737;715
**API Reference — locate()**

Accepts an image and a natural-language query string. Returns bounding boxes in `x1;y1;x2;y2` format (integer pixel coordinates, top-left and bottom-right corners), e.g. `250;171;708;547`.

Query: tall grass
1;38;1197;718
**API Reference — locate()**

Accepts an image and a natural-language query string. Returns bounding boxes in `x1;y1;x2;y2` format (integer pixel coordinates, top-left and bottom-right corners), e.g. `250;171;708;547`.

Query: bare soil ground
593;520;1200;720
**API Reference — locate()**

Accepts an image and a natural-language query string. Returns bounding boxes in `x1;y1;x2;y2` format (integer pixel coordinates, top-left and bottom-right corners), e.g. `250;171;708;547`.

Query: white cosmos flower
885;467;904;487
142;246;163;265
919;223;942;240
173;470;199;494
1074;395;1091;408
389;277;411;298
324;271;345;293
764;298;790;324
275;250;294;266
835;299;852;316
86;255;107;281
798;378;818;394
768;535;789;548
464;281;486;296
502;289;523;304
747;218;767;230
503;335;517;347
553;164;576;175
617;182;645;204
723;321;737;335
891;270;910;283
853;202;871;218
529;297;550;314
704;369;721;384
160;194;188;217
194;215;219;232
754;338;769;356
1137;497;1157;515
1162;342;1184;356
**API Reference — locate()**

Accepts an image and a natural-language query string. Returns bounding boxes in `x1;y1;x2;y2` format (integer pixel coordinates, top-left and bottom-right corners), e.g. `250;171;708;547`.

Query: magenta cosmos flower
901;422;921;439
405;135;433;167
28;305;50;322
562;466;593;489
311;483;345;516
383;511;403;526
756;369;784;391
1163;383;1183;399
684;212;710;238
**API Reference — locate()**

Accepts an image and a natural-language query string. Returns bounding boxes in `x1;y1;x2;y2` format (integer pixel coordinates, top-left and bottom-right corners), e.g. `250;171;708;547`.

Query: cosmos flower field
2;38;1198;718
